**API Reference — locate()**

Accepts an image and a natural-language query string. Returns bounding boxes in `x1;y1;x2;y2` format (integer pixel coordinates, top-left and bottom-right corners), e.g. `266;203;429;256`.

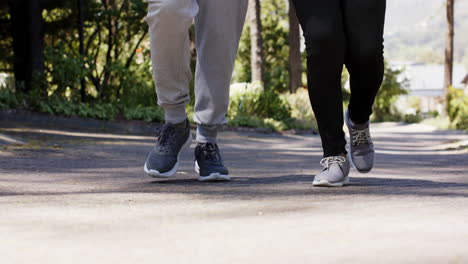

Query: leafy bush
0;73;22;109
372;64;409;122
0;89;20;110
36;97;168;122
228;115;269;128
78;103;118;120
228;82;263;118
123;105;164;122
37;97;118;120
280;88;317;130
403;113;423;124
426;110;439;118
263;118;287;131
447;87;468;130
227;115;287;131
258;89;292;121
228;82;291;121
44;45;89;99
0;93;16;110
228;83;317;131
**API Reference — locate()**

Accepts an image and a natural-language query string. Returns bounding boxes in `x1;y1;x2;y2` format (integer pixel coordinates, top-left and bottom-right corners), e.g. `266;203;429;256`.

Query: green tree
41;0;152;105
372;64;409;122
235;0;290;93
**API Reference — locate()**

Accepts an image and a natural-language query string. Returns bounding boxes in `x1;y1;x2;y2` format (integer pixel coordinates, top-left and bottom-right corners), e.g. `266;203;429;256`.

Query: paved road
0;120;467;264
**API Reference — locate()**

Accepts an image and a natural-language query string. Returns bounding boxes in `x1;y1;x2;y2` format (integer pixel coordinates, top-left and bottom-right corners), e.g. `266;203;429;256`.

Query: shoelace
320;156;346;170
156;124;176;152
199;143;219;162
351;127;372;146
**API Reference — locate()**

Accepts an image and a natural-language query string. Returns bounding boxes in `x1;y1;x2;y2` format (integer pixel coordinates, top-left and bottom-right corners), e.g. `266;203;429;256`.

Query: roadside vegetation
0;0;466;131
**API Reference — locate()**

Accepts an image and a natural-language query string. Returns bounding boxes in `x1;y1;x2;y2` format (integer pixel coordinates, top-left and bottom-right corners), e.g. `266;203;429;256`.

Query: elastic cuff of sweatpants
196;124;219;143
164;106;187;124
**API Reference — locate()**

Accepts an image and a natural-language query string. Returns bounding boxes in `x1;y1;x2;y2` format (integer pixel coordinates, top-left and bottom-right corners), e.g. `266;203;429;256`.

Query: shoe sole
143;134;192;178
194;161;230;182
313;176;350;187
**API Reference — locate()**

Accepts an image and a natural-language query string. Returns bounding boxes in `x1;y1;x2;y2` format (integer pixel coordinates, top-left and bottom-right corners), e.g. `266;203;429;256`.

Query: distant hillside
384;0;468;66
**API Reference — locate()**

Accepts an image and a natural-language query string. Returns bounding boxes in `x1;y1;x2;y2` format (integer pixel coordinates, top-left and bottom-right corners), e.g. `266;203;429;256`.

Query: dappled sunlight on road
1;127;156;141
0;122;466;200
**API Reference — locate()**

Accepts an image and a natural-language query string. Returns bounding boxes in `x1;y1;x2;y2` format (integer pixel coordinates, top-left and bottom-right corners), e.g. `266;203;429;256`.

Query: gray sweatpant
146;0;248;143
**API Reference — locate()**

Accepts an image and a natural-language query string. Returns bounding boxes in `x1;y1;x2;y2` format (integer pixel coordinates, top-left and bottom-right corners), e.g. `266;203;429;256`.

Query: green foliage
228;82;263;118
228;82;291;121
40;97;166;122
0;0;159;117
447;87;468;130
261;0;289;92
103;56;155;108
227;115;288;131
0;86;164;122
228;83;317;131
426;110;439;119
0;89;19;110
402;113;423;124
280;88;317;130
0;8;13;70
123;105;164;122
40;0;152;104
234;0;290;93
257;89;291;121
44;45;89;99
228;82;289;131
228;115;271;129
372;64;409;122
1;0;414;132
37;97;118;120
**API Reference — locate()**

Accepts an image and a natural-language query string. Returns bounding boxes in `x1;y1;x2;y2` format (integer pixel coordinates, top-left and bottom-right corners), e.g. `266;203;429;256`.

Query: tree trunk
248;0;264;84
101;0;115;100
463;73;468;95
10;0;44;94
443;0;454;117
77;0;86;102
288;0;302;93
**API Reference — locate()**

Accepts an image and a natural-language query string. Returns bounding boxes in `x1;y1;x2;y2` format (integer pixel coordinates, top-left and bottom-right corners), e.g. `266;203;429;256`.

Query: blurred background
0;0;467;131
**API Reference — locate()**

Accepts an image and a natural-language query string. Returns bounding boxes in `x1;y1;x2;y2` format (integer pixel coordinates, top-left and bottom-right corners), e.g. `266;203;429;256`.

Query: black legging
292;0;386;157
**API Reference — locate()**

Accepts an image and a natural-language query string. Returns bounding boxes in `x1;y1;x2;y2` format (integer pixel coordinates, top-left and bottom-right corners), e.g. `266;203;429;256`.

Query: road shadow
2;174;467;199
1;123;467;200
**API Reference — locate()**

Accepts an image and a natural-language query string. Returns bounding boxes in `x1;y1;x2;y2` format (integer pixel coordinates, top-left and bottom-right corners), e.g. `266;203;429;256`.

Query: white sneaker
313;155;350;187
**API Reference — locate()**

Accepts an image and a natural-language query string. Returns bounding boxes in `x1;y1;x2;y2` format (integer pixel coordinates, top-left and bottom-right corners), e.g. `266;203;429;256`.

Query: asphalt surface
1;118;467;264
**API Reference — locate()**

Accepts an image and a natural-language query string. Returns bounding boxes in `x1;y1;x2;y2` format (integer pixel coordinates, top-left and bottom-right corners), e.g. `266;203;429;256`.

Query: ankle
196;125;218;144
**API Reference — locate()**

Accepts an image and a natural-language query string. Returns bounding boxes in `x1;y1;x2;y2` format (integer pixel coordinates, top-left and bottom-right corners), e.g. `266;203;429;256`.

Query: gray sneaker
194;142;230;182
313;156;350;187
144;119;191;177
345;109;374;173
